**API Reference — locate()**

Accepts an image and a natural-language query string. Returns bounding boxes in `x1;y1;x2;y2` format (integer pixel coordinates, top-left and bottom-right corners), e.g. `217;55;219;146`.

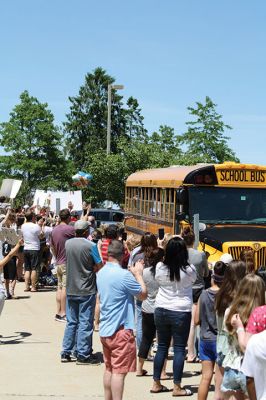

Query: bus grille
228;246;266;267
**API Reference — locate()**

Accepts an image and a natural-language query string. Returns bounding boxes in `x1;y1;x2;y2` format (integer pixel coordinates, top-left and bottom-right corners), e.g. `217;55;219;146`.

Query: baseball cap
74;220;91;232
219;253;233;264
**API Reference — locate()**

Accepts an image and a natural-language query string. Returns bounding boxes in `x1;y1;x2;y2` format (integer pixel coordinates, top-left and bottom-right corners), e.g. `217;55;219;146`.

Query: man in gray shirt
61;220;102;365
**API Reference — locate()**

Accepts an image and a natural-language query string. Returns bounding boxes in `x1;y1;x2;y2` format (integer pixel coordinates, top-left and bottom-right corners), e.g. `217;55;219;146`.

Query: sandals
186;356;200;363
150;385;170;393
172;388;193;397
136;369;148;377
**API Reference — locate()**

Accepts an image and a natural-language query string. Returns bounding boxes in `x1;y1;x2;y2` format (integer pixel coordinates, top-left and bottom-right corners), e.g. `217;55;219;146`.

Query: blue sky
0;1;266;164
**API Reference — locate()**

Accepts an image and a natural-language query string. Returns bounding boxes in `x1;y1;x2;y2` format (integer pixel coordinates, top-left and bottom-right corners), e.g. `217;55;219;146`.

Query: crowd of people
1;203;266;400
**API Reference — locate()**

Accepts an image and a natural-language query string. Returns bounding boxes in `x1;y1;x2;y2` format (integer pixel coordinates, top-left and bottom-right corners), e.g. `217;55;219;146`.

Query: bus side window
143;188;148;216
165;189;170;221
157;189;161;218
161;189;165;220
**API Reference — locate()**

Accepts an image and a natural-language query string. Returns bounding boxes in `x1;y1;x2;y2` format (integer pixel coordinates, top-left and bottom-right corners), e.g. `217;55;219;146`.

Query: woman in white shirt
150;237;196;396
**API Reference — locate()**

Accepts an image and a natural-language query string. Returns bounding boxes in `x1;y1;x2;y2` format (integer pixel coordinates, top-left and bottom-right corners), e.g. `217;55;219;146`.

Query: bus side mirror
176;188;188;205
199;222;206;232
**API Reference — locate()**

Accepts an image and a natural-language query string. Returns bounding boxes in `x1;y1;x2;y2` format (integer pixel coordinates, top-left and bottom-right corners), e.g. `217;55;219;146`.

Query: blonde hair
226;273;265;334
126;234;140;252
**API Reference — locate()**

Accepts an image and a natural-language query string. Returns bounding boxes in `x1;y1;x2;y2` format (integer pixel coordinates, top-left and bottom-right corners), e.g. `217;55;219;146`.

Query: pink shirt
246;305;266;334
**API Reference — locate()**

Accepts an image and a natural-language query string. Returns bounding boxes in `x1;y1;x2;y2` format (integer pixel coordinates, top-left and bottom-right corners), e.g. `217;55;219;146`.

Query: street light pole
107;84;124;155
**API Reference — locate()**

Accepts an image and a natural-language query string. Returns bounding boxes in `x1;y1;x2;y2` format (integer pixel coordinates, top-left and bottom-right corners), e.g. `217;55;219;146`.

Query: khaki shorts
56;264;66;288
101;328;136;374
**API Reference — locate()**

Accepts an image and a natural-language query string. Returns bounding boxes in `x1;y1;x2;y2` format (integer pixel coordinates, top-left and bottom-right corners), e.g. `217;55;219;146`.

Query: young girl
221;274;265;399
137;247;164;377
231;304;266;351
195;261;226;400
0;240;23;315
181;226;209;363
214;260;246;400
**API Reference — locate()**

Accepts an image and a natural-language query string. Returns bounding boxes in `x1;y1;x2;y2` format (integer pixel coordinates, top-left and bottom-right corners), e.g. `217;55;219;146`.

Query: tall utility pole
107;84;124;155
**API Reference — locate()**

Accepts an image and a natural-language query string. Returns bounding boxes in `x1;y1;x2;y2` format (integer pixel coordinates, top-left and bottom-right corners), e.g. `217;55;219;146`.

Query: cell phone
158;228;165;240
122;232;127;242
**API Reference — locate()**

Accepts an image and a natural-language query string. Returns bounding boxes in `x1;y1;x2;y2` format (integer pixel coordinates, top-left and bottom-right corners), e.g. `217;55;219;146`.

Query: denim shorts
199;339;217;362
216;351;225;367
221;367;247;393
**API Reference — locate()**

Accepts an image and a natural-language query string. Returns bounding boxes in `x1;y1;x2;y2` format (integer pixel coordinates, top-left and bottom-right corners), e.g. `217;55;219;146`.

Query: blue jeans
153;308;191;384
62;294;96;359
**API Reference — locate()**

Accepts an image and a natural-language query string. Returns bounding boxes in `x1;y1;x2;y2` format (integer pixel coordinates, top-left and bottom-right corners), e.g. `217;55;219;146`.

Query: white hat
220;253;233;264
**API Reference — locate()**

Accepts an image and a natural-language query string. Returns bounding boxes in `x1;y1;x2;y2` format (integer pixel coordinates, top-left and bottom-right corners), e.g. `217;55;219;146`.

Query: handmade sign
0;179;22;199
32;190;82;213
0;227;22;246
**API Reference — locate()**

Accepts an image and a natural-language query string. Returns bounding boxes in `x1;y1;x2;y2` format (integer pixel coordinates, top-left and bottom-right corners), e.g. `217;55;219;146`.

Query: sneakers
55;314;67;322
61;353;76;363
76;355;101;365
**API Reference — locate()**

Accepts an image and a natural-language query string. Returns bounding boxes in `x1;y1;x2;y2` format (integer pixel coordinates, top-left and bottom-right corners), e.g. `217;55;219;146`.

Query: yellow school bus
124;162;266;266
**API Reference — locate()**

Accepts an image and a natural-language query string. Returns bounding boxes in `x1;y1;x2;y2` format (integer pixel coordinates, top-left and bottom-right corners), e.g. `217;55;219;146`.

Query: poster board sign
50;191;82;213
0;227;21;246
32;190;82;213
0;179;22;199
33;190;51;207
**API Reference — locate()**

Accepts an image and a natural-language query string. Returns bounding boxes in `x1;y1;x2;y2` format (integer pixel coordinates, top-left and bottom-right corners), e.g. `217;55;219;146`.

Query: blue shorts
199;339;217;362
221;367;247;393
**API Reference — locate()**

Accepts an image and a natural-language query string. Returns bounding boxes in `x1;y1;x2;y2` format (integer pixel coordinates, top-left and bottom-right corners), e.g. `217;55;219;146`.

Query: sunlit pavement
0;282;206;400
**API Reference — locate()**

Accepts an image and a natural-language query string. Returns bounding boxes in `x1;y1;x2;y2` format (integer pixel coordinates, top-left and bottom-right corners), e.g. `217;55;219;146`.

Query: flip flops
172;388;193;397
136;369;148;377
186;356;200;363
150;385;170;393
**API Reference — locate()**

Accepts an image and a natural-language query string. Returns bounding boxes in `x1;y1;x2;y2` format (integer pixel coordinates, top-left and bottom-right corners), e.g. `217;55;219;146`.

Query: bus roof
126;162;266;188
126;164;209;188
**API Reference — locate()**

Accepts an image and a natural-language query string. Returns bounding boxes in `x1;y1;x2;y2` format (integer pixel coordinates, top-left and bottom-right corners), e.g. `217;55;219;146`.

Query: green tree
83;125;183;205
181;96;239;164
125;97;148;141
0;90;70;203
149;125;183;166
64;67;128;169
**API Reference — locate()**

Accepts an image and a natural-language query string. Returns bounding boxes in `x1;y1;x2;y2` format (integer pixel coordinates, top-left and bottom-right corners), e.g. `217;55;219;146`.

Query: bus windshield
188;187;266;224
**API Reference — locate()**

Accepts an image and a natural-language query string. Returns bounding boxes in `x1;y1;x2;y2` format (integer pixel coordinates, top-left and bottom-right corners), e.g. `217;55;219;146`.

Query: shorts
24;250;40;271
56;264;66;288
216;351;225;367
199;339;217;362
3;258;17;280
221;367;247;393
192;287;203;304
101;328;136;374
